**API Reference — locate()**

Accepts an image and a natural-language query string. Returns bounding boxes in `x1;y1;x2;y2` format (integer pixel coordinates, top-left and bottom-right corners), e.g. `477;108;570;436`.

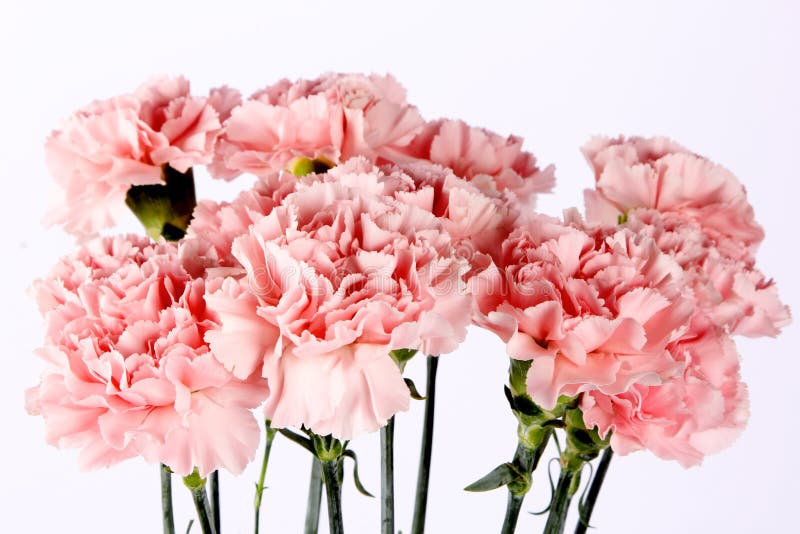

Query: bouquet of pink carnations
27;73;789;534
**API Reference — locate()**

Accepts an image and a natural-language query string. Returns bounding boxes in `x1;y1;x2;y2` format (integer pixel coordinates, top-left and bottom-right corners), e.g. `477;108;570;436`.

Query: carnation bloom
469;214;693;410
26;235;266;476
183;175;295;271
205;163;470;439
582;135;764;252
45;76;231;236
624;210;790;337
581;323;749;467
581;136;789;338
306;158;521;270
403;119;555;207
209;73;425;180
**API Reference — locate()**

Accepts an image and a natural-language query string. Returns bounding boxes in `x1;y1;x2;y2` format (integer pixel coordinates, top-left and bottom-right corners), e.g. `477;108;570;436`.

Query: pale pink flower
581;324;749;467
26;235;266;476
582;136;764;252
45;76;225;236
303;159;521;270
205;166;470;439
210;94;344;180
469;215;693;409
210;73;425;180
404;119;555;207
183;177;294;271
624;210;790;337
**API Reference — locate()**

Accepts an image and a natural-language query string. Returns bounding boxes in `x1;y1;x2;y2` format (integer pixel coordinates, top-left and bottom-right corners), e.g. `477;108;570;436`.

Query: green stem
161;464;175;534
321;458;345;534
304;458;323;534
254;423;278;534
209;471;220;534
188;481;217;534
380;417;396;534
574;449;613;534
411;355;439;534
543;469;578;534
500;432;550;534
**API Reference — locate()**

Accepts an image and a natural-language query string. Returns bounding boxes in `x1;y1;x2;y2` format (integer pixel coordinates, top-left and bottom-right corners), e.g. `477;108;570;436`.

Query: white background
1;1;798;532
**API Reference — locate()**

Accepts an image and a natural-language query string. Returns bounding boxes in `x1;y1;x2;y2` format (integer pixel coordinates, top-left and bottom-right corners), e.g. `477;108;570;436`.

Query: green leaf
277;428;316;455
342;449;374;498
464;463;521;492
405;378;426;400
390;349;417;370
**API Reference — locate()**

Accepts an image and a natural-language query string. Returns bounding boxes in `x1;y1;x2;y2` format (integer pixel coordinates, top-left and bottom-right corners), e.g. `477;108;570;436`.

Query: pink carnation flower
469;215;693;410
581;324;749;467
624;210;790;337
26;235;266;476
183;176;294;271
404;119;555;207
45;76;230;236
582;136;764;252
210;73;425;180
205;164;470;439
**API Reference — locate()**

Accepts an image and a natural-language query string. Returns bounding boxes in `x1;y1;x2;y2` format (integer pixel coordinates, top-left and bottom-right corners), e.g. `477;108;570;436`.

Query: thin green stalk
254;423;278;534
411;355;439;534
380;417;396;534
499;430;551;534
304;458;323;534
209;471;220;534
321;458;345;534
543;469;579;534
186;479;217;534
161;464;176;534
574;449;613;534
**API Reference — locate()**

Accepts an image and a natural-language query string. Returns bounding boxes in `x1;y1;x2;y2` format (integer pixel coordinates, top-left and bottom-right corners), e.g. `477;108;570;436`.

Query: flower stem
186;478;217;534
304;458;323;534
321;458;345;534
500;433;550;534
543;469;579;534
380;417;396;534
209;471;220;534
254;422;278;534
574;448;613;534
411;355;439;534
161;464;175;534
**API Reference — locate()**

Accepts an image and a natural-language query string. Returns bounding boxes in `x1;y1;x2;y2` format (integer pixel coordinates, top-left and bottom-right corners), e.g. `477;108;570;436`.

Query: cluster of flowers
27;73;789;532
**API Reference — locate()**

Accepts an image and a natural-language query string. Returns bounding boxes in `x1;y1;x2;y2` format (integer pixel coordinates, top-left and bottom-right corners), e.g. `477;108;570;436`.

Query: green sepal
561;407;611;473
125;165;196;241
311;433;344;462
390;348;417;371
464;463;523;493
508;359;532;398
182;469;205;490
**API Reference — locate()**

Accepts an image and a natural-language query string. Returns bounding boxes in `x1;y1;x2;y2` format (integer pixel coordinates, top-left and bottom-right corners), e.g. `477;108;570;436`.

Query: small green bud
182;469;205;490
287;157;334;177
